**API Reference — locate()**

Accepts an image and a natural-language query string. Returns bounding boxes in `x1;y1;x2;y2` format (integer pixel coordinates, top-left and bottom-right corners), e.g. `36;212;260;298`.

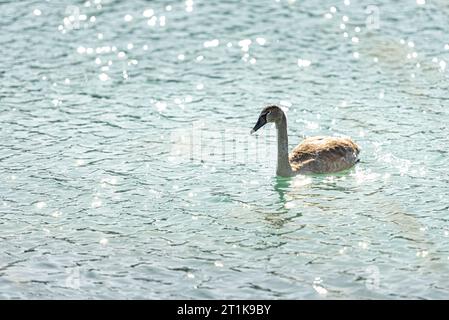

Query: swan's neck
276;115;294;177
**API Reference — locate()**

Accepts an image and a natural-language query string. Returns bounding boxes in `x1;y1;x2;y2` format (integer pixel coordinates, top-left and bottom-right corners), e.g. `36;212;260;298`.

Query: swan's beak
250;114;267;134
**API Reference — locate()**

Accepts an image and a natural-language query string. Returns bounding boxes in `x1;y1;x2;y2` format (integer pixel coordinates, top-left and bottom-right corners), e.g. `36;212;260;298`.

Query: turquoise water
1;0;449;299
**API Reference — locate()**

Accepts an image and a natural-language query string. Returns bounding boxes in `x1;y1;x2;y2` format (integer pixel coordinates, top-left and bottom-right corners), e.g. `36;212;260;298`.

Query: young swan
251;105;360;177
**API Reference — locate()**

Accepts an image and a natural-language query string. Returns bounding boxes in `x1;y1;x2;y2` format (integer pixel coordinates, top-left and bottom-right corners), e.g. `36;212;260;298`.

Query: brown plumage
251;105;360;176
289;136;360;174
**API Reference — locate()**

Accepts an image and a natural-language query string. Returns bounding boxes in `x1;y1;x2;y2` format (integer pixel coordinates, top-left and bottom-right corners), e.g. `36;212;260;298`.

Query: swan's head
250;105;284;134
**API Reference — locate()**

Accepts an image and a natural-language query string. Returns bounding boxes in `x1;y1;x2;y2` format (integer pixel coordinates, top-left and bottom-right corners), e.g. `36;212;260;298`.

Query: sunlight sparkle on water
256;37;266;46
147;16;157;26
293;176;312;187
352;168;380;184
51;211;62;218
101;176;118;185
77;46;86;54
297;59;311;68
203;39;219;48
91;197;102;208
416;250;428;257
143;9;154;17
305;121;318;130
155;101;167;112
280;100;292;107
52;99;62;107
358;241;369;249
313;277;328;295
35;201;46;209
186;0;194;12
238;39;252;52
284;202;296;209
99;73;109;81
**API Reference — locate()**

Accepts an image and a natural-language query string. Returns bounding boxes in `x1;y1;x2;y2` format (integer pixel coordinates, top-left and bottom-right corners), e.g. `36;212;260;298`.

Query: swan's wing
289;136;360;173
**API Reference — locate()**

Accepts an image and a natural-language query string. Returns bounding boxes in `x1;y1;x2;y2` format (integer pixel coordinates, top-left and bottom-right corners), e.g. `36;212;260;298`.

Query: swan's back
289;136;360;174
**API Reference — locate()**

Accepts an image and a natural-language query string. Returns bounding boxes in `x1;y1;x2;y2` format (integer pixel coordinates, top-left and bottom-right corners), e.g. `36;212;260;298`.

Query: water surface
1;0;449;299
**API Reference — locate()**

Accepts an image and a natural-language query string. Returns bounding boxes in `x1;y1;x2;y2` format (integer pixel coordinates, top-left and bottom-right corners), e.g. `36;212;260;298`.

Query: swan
251;105;360;177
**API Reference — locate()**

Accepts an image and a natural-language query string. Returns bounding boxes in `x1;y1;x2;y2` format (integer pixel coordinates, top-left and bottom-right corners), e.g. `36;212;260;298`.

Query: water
1;0;449;299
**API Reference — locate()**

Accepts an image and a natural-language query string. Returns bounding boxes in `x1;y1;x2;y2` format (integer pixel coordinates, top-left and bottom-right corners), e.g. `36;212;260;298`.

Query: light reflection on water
1;0;449;299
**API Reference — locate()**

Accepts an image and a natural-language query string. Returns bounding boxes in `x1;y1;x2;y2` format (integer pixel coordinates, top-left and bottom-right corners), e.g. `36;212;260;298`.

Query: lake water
1;0;449;299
